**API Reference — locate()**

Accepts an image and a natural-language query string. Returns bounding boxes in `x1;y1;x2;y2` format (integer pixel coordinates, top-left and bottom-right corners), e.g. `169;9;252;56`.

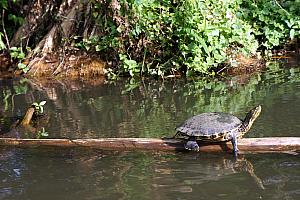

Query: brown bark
20;107;35;126
10;0;61;47
0;137;299;154
8;0;105;77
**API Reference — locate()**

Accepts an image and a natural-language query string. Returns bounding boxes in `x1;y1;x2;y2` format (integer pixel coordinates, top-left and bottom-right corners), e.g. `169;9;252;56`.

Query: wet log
20;107;35;126
0;137;299;154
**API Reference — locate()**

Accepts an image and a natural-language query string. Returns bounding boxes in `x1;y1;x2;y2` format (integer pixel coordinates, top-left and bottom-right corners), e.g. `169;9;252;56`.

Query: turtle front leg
231;134;239;158
184;137;200;152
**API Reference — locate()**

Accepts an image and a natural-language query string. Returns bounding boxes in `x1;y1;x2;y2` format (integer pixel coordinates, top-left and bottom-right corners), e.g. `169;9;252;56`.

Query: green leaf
41;132;49;137
18;52;25;59
210;29;220;37
17;63;29;73
290;29;295;40
17;63;26;69
198;38;210;55
10;46;18;51
0;39;6;50
32;102;39;107
39;101;47;106
39;106;44;113
0;0;8;9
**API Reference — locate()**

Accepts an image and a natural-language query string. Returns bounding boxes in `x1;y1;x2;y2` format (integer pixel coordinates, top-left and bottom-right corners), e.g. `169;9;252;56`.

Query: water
0;61;300;199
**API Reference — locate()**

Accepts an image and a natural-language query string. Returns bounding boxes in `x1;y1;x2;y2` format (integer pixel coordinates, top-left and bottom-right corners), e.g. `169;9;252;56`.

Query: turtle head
242;105;262;132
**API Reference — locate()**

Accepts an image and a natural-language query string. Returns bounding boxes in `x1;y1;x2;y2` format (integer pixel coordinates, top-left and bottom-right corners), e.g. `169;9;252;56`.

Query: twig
274;0;290;15
1;9;10;49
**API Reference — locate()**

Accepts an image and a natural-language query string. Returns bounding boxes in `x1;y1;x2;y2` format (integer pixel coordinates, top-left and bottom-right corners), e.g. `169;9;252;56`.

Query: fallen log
0;137;299;154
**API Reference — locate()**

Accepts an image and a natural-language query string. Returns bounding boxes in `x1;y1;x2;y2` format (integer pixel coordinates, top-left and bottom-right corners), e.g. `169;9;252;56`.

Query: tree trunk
11;0;105;77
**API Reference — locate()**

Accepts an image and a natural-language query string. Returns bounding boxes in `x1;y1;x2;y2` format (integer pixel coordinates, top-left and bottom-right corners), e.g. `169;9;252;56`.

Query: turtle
174;105;262;156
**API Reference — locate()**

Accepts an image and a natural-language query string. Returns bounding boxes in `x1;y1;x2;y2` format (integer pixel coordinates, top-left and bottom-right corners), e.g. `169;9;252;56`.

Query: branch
1;9;10;49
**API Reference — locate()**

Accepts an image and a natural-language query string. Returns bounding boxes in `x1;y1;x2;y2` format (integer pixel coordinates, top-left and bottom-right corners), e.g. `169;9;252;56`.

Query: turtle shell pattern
176;112;243;142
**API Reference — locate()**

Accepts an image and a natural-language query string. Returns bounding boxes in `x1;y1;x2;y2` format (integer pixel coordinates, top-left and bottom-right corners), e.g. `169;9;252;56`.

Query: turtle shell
176;112;242;141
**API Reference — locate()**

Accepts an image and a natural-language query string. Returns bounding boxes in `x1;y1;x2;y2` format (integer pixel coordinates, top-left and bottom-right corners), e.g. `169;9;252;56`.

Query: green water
0;61;299;199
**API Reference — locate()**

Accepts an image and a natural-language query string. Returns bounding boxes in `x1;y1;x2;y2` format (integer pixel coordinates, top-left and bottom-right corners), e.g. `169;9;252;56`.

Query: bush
85;0;268;77
240;0;300;50
4;0;298;78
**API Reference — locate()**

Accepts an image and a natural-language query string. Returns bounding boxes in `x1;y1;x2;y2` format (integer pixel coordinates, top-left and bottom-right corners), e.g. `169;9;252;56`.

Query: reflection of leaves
13;85;28;95
115;61;300;138
122;78;140;94
19;78;28;84
3;90;12;111
1;78;29;111
36;128;49;138
87;97;105;112
2;61;298;140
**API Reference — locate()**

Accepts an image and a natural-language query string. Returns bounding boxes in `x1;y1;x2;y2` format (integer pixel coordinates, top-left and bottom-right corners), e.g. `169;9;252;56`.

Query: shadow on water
0;59;300;199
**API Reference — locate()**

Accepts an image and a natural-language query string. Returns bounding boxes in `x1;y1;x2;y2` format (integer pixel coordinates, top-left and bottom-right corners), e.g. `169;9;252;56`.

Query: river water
0;61;299;199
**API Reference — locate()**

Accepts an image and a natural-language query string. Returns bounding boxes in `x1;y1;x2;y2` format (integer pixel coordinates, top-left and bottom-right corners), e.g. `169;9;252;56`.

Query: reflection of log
0;137;299;153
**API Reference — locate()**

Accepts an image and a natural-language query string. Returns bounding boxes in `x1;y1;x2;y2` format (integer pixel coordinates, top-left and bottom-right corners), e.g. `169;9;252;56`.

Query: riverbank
1;0;299;79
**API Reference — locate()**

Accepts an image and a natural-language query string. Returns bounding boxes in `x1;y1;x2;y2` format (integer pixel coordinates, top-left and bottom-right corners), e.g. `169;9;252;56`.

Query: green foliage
0;0;24;46
36;127;49;138
17;62;29;73
76;0;299;77
32;101;47;114
239;0;300;50
0;0;8;9
9;46;29;73
0;0;8;50
171;0;258;75
8;13;24;26
0;0;298;78
9;46;25;59
0;32;6;50
1;0;28;72
119;54;140;77
2;78;28;111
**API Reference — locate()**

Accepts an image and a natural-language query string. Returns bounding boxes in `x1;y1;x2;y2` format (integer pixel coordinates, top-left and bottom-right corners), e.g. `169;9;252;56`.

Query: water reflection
1;62;300;140
0;148;299;200
153;154;265;188
1;60;300;199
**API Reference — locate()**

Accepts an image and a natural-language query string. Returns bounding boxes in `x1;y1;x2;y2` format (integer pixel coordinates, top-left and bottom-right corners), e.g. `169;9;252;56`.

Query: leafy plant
9;46;25;59
76;0;300;77
17;63;29;73
9;46;29;73
8;13;24;26
119;54;140;77
239;0;300;50
2;78;28;111
0;32;6;50
32;101;47;114
1;0;25;48
36;127;49;138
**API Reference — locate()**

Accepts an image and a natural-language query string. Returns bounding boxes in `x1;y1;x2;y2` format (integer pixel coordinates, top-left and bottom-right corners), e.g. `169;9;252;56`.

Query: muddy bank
25;53;106;77
0;51;106;78
1;51;267;79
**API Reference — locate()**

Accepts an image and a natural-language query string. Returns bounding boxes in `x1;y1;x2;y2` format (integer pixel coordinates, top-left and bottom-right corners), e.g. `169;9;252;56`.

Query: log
20;107;35;126
0;137;299;154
